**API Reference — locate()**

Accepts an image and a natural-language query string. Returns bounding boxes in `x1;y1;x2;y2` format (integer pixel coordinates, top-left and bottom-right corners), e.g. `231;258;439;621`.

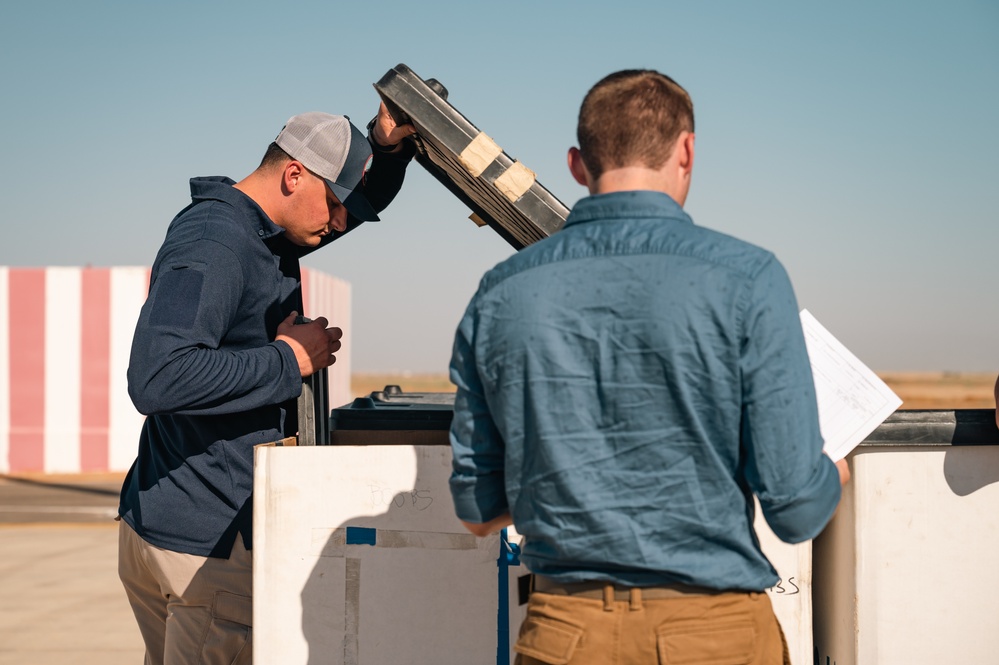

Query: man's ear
567;147;592;188
283;160;305;194
670;132;696;207
677;132;695;176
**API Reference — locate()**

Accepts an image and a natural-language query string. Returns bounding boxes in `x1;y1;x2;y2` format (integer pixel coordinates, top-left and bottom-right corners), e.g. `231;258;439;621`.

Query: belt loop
629;587;642;611
602;585;614;611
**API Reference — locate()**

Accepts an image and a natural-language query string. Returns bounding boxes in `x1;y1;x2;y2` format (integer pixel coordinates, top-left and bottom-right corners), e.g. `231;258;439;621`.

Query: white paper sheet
800;309;902;461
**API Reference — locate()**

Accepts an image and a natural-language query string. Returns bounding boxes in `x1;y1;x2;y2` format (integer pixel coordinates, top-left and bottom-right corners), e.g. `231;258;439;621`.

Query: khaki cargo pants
118;520;253;665
514;584;790;665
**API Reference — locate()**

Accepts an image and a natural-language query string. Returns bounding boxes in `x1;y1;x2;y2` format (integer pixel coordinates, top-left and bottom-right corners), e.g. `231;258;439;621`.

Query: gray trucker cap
275;112;379;221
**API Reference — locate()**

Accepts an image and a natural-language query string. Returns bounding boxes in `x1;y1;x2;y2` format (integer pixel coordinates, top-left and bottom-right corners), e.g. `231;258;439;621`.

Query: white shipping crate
253;440;813;664
253;442;529;665
755;505;814;665
814;436;999;665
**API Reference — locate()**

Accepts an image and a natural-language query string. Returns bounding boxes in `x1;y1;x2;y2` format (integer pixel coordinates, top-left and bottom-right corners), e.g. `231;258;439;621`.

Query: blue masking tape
497;528;513;665
345;527;377;546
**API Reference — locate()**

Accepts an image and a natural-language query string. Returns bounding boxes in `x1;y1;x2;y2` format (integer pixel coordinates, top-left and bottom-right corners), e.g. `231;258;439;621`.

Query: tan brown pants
118;520;253;665
514;583;790;665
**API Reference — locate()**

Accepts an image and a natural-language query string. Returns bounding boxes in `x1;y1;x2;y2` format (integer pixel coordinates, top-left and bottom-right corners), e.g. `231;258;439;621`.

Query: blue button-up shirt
449;190;840;591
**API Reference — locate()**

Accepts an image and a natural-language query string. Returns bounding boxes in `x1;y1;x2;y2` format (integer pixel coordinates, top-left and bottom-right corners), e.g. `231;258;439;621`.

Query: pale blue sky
1;1;996;373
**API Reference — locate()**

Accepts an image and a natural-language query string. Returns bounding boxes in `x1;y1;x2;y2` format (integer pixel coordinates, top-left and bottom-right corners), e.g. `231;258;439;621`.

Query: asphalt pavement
0;474;145;664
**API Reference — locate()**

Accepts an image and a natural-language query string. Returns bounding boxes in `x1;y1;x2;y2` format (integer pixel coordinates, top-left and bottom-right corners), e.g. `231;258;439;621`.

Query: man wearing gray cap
117;103;415;664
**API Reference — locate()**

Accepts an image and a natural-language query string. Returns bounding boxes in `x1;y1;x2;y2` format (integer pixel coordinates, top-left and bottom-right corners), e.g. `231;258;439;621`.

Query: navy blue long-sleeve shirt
449;191;841;591
119;141;411;557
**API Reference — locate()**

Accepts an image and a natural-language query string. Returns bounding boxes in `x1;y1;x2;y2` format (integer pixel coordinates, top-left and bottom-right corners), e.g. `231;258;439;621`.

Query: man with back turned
448;69;850;664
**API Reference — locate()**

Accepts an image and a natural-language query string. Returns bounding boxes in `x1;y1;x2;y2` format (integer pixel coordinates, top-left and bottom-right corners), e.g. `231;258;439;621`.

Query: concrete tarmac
0;475;145;664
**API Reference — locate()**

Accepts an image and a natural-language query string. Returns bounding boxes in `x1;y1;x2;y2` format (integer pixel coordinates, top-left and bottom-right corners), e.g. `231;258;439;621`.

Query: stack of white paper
800;309;903;461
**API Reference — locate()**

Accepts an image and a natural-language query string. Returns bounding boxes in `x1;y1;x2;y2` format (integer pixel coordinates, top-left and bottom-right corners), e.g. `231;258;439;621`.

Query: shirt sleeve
127;236;302;417
361;132;416;212
448;300;510;524
739;256;841;543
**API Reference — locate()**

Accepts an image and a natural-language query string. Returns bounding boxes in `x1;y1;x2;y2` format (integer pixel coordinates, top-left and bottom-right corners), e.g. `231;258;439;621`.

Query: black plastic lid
330;386;456;432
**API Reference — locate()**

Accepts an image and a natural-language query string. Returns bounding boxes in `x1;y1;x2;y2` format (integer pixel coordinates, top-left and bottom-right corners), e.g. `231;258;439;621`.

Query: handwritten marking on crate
367;484;434;511
768;576;801;596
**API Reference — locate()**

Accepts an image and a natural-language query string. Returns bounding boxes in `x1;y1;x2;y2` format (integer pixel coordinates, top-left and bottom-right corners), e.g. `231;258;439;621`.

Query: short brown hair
258;142;292;170
577;70;694;180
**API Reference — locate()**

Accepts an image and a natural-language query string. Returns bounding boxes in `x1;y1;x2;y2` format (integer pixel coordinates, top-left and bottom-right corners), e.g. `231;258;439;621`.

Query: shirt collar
563;190;693;229
189;176;285;240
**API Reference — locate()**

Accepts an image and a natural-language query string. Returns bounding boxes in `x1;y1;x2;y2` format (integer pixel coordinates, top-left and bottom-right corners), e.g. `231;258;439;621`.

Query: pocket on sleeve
149;263;206;329
514;615;584;665
656;619;754;665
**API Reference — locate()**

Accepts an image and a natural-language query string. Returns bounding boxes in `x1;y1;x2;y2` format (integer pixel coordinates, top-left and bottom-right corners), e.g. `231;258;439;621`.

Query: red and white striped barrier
0;266;351;474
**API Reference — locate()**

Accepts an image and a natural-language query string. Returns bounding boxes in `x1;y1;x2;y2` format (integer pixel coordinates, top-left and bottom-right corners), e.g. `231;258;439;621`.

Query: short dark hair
577;69;694;180
259;142;292;170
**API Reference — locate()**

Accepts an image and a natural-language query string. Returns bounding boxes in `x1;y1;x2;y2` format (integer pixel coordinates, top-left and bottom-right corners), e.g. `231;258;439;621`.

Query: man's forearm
461;512;513;537
128;342;300;416
362;133;415;212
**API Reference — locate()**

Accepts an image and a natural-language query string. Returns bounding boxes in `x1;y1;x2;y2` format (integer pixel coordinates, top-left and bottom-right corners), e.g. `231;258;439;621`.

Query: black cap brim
328;180;380;222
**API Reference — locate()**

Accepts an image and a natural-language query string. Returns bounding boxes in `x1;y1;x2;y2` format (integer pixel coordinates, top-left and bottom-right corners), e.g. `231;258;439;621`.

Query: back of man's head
577;70;694;181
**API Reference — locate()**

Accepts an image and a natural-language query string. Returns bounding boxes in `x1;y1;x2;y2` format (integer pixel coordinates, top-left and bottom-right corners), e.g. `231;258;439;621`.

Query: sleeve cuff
449;472;509;524
366;116;417;159
758;455;842;543
271;340;304;399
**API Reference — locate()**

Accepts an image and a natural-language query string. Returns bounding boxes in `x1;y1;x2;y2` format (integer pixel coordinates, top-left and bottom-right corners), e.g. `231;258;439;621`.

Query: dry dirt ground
877;372;996;410
351;372;457;397
352;372;998;411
